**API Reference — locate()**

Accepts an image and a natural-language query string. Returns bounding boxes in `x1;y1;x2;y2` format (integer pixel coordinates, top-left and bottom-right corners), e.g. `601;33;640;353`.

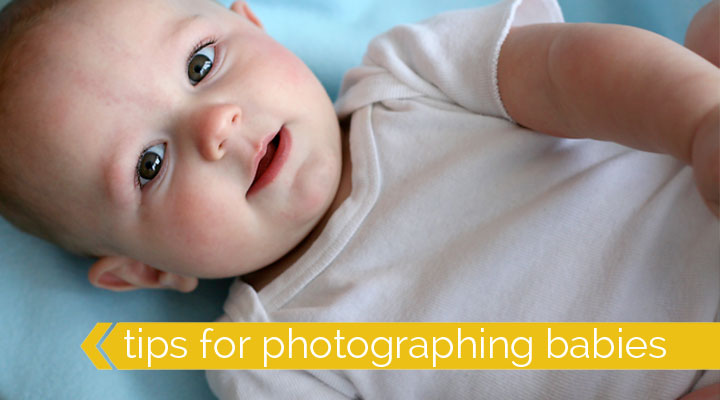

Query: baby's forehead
5;0;231;177
0;0;225;249
27;0;209;47
61;0;184;39
1;5;166;189
6;0;217;147
19;2;199;93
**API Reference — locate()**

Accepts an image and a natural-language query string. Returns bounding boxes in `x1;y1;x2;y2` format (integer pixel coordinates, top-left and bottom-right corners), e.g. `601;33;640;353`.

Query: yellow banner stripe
81;322;113;370
82;322;720;370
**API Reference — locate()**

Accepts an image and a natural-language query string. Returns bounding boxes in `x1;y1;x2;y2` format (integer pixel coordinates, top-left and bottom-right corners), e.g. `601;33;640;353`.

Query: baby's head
0;0;342;291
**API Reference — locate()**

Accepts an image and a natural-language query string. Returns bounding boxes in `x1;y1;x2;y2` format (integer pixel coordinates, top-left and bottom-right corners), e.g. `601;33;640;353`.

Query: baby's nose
192;104;242;161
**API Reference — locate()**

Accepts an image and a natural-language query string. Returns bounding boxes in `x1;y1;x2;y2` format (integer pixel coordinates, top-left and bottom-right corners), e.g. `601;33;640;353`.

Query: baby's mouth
249;129;281;190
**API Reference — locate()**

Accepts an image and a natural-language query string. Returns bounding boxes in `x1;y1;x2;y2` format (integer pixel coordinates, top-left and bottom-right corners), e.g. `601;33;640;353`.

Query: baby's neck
243;120;352;291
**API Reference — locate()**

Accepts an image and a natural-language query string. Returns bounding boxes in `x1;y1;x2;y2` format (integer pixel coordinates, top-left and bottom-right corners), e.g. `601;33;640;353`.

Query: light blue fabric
0;0;708;399
258;0;706;99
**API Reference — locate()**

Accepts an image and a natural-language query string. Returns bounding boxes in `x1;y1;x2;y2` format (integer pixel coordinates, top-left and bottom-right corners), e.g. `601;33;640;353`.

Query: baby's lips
249;129;279;183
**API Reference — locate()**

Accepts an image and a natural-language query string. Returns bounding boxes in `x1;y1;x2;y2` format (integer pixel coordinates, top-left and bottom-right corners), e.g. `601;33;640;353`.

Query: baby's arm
498;21;720;214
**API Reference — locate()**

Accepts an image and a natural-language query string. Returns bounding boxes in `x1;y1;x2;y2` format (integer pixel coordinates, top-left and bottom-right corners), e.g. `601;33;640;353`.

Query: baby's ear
230;1;263;29
88;256;198;293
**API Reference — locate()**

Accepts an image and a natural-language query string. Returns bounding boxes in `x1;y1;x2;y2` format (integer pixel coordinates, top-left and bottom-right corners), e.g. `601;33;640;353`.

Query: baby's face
10;0;342;278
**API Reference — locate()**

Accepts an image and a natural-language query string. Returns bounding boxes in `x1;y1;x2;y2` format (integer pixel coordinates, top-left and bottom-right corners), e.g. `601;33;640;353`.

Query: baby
0;0;718;398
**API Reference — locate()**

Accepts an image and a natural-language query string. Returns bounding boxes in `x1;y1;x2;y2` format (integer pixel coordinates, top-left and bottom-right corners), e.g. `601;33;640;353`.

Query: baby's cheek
162;195;236;256
266;42;316;89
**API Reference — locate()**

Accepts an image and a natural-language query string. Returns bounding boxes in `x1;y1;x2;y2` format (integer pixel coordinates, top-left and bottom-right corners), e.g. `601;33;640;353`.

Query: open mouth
253;133;280;183
247;126;290;196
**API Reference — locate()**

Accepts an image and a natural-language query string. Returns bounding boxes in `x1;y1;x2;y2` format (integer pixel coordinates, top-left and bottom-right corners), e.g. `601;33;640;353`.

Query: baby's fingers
691;109;719;217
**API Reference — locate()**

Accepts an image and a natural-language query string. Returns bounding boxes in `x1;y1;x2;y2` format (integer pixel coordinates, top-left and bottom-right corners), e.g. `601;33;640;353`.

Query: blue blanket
0;0;707;398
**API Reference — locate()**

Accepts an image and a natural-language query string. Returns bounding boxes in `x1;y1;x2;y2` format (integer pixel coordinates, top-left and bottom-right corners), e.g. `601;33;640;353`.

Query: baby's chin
259;169;343;268
294;149;343;216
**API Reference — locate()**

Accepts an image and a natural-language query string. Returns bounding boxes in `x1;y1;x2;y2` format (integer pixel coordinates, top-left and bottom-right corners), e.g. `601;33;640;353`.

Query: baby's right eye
188;44;215;85
137;143;166;188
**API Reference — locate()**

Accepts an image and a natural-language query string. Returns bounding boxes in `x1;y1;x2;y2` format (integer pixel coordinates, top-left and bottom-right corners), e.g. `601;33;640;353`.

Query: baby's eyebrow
169;14;203;43
103;144;136;212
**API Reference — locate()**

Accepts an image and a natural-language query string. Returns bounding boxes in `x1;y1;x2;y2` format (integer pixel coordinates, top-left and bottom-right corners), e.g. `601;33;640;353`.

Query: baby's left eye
188;45;215;85
137;143;166;188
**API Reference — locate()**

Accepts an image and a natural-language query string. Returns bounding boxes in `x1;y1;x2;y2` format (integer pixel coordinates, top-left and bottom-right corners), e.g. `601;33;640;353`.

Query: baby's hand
687;2;720;217
677;383;720;400
691;108;719;217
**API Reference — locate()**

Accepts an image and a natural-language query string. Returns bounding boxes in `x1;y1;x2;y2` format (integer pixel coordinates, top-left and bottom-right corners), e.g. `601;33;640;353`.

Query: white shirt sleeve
336;0;564;120
207;369;357;400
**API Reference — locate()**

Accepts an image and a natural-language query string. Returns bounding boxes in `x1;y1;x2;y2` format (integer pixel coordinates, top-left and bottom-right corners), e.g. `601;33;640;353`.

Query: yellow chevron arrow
81;323;113;370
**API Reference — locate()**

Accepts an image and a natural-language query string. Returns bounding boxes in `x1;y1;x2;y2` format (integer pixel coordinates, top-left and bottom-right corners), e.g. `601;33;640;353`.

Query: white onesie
208;0;720;398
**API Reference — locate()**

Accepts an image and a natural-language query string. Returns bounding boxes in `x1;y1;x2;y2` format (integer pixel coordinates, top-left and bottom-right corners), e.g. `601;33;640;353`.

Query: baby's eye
137;143;166;188
188;45;215;85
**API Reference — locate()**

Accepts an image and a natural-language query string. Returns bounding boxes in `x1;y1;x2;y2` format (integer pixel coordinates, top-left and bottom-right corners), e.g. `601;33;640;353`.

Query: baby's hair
0;0;64;72
0;0;84;251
